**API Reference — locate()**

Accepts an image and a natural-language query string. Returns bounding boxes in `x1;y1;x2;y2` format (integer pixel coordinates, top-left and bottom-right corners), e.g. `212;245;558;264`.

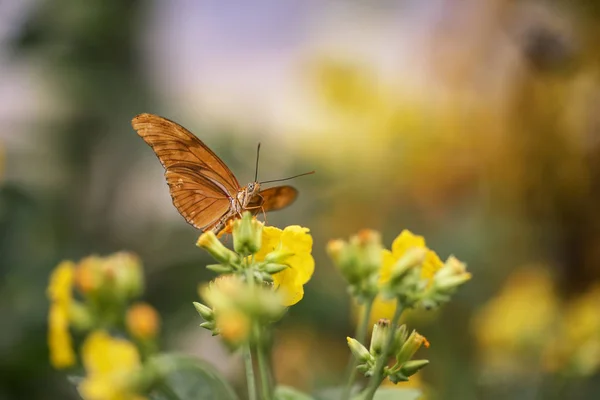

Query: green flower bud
69;301;94;331
388;371;409;384
263;263;289;274
265;250;294;264
347;337;372;363
393;324;409;353
193;302;214;321
433;256;471;290
399;359;429;377
370;319;391;356
259;271;274;282
110;252;144;300
390;247;427;283
233;212;262;256
328;230;383;292
396;330;429;364
356;364;370;374
199;321;216;331
197;232;238;265
206;264;234;274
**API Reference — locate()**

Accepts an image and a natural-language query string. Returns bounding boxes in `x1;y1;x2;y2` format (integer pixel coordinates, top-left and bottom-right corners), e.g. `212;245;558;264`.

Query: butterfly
131;113;312;235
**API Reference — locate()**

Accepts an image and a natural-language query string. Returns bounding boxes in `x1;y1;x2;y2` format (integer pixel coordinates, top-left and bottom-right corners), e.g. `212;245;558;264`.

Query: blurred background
1;0;600;399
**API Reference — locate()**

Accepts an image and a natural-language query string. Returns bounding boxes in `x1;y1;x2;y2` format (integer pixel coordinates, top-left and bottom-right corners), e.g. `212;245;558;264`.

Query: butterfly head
246;181;261;197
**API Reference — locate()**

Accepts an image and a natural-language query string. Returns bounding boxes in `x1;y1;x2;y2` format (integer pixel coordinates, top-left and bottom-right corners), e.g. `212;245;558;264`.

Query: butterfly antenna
260;170;315;185
254;143;261;182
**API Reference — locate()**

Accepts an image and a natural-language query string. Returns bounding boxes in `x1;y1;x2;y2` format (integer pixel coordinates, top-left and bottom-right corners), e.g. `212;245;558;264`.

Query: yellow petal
48;304;76;369
421;250;443;280
391;230;426;258
378;249;395;284
48;261;75;303
82;331;140;376
255;226;283;261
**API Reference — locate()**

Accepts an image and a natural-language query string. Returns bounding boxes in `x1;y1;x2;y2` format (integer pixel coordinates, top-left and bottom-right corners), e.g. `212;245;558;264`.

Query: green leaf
148;354;239;400
371;388;422;400
274;385;316;400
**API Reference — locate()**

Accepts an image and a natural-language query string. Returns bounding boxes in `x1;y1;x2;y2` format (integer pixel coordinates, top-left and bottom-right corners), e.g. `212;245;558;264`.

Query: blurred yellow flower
75;256;104;294
380;230;443;284
255;226;315;306
216;309;252;345
47;261;76;369
75;253;143;300
544;284;600;376
126;303;160;340
78;331;144;400
200;274;286;344
472;266;558;372
562;284;600;345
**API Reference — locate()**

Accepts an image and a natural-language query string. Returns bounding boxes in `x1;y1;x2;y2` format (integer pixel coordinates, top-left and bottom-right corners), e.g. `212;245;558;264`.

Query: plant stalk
340;297;375;400
243;345;257;400
363;303;404;400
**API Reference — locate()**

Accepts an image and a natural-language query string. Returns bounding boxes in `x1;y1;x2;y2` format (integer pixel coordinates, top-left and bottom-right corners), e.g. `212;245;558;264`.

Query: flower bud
233;212;263;256
370;319;391;356
111;252;144;300
326;239;346;264
74;256;103;295
199;321;216;331
216;309;252;346
399;359;429;377
396;330;429;364
126;302;160;340
347;337;372;363
69;301;94;331
328;230;383;288
197;232;238;265
433;256;472;291
206;264;234;274
390;247;427;283
393;324;409;353
265;250;294;265
193;302;214;321
263;263;289;274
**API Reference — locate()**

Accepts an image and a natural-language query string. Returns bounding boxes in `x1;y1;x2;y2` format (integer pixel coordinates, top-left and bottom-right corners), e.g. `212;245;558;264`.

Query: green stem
363;303;404;400
256;328;273;400
340;297;375;400
244;345;258;400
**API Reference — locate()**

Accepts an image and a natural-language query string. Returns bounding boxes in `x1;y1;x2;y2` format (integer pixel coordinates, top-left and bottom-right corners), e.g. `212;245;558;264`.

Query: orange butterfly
132;113;312;235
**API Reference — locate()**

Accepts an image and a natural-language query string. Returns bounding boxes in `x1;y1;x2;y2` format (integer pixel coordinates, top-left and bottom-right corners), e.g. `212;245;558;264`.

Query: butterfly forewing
132;113;238;230
132;114;240;194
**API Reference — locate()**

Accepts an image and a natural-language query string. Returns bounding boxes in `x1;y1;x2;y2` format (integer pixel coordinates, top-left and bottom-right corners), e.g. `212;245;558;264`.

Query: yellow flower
544;284;600;376
379;230;443;285
255;226;314;306
47;261;76;369
126;303;160;340
472;266;558;375
78;331;145;400
216;309;252;345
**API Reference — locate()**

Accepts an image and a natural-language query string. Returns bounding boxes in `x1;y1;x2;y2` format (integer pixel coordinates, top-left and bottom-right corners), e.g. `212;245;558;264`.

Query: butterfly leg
244;204;268;225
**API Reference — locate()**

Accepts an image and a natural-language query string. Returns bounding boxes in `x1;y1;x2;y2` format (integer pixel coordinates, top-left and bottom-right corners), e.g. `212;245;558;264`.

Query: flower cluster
329;229;471;310
348;319;430;384
47;252;160;400
194;212;314;348
329;228;470;397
